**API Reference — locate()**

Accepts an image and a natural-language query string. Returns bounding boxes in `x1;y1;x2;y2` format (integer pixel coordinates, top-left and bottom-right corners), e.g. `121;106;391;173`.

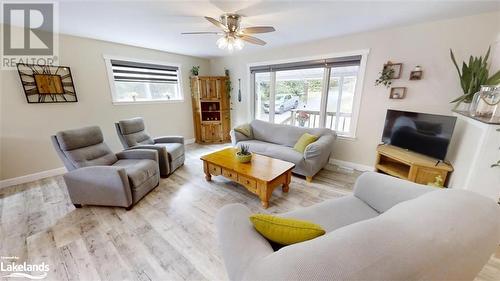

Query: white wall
0;28;209;180
209;11;500;168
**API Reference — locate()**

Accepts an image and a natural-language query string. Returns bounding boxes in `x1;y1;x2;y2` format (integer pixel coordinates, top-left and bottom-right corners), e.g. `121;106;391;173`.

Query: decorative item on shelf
296;111;310;127
238;78;242;102
16;63;77;103
409;65;423;80
450;46;500;108
469;85;500;123
389;87;407;99
236;144;252;163
190;65;200;76
427;175;444;188
375;61;401;88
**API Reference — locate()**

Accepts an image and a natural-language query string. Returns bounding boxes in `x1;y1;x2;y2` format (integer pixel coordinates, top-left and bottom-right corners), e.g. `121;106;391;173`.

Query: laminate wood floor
0;144;498;281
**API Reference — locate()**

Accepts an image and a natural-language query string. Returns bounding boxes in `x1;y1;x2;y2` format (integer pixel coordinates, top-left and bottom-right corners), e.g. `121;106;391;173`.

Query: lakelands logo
1;257;49;280
1;1;59;69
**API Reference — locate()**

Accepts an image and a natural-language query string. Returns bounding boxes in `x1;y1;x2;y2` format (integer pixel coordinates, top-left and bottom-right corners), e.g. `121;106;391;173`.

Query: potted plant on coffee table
236;144;252;163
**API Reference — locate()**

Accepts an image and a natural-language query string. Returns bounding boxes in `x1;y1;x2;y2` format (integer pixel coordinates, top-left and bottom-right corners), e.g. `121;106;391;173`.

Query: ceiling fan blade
181;32;223;35
204;16;227;31
239;35;266;46
240;26;275;34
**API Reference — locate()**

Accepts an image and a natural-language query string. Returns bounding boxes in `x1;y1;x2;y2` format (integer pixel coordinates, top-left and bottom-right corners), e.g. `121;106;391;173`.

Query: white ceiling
6;1;500;58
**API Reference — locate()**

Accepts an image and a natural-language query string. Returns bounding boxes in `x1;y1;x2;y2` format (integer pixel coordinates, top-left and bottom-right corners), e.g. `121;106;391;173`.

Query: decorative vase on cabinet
191;76;231;143
469;85;500;124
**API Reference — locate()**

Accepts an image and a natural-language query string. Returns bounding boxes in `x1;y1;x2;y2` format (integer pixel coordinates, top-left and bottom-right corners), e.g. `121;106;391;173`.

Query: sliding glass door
251;54;364;137
326;65;359;134
275;68;324;127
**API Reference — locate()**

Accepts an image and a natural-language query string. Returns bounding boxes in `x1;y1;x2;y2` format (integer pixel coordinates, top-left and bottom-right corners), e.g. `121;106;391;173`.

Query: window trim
103;55;184;105
247;49;369;138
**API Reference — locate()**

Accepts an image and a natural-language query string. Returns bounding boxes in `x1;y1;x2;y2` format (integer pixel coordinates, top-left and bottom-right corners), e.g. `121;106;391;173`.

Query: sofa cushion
113;159;158;188
293;133;319;153
250;120;333;147
239;140;303;164
282;196;379;232
63;142;118;168
118;117;146;134
249;214;326;245
156;142;184;160
234;123;253;138
118;118;155;147
123;131;154;147
56;126;104;150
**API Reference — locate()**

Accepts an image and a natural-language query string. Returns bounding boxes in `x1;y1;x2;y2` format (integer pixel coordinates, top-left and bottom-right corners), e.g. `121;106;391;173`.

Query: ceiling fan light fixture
234;37;244;50
216;36;228;49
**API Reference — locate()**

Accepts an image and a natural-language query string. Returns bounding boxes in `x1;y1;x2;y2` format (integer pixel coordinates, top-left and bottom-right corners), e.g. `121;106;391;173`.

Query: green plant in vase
450;47;500;107
190;65;200;76
236;144;252;163
375;67;395;88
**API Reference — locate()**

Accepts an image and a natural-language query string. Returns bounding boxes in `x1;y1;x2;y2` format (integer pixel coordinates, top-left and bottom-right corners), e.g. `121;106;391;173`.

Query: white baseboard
0;167;67;190
185;138;196;144
329;158;374;172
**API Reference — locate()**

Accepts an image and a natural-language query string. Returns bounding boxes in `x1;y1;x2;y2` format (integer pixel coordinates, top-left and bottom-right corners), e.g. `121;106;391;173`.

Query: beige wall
209;11;500;168
0;29;209;180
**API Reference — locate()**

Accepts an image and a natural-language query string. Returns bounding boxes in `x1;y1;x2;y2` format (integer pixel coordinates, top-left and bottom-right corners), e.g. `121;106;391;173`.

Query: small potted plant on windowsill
236;144;252;163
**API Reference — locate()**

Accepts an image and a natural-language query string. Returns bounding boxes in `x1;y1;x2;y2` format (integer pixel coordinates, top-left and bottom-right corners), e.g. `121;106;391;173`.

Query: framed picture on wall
16;63;78;103
389;87;407;99
383;62;403;79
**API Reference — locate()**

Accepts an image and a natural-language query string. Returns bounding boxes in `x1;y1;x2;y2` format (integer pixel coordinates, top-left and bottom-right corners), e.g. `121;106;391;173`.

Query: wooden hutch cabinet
191;76;231;143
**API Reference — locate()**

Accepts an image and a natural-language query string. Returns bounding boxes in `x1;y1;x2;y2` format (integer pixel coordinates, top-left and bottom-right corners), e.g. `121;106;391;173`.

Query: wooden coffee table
201;147;295;208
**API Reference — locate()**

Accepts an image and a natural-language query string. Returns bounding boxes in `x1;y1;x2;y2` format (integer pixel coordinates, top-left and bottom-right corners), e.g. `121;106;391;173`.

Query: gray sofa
115;117;185;177
230;120;336;181
51;126;160;210
216;172;500;281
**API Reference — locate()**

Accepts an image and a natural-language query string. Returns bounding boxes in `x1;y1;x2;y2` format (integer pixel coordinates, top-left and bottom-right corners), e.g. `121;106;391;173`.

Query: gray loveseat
216;172;500;281
230;120;336;181
51;126;160;210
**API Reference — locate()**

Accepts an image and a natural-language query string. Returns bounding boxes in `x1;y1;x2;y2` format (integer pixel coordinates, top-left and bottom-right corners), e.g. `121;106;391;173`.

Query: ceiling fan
181;14;275;51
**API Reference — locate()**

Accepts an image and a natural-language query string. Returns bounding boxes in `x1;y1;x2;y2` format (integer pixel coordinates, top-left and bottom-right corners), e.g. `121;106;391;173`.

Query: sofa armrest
63;166;132;207
154;136;184;144
304;135;335;160
116;149;159;163
215;204;274;281
230;130;251;146
354;172;434;213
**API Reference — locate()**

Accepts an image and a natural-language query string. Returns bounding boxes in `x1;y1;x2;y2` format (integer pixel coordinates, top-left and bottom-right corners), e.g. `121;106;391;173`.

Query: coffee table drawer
208;163;222;176
237;175;257;193
222;169;238;181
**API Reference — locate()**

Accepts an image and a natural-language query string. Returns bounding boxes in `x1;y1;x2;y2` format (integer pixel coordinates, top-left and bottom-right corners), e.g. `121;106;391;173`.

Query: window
250;52;367;137
104;57;183;104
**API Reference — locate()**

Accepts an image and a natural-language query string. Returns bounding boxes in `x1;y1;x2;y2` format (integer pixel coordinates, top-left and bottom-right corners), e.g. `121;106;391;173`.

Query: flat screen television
381;110;457;160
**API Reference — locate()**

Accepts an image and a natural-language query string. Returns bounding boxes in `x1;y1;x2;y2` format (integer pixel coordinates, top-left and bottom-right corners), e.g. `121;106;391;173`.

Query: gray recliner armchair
115;117;185;177
51;126;160;210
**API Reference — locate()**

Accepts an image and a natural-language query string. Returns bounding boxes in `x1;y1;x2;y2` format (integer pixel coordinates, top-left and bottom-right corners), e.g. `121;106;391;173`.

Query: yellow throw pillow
293;133;319;153
234;124;253;138
249;214;325;245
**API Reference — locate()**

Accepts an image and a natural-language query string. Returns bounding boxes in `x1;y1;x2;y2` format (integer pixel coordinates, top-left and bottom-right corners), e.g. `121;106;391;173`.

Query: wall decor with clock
16;63;78;103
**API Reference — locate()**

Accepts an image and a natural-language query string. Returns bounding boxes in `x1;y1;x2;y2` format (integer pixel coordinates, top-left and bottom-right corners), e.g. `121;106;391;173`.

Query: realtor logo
1;2;58;69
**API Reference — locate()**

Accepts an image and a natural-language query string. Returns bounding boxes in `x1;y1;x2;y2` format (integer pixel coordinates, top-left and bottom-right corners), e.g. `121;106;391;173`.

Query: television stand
375;144;453;187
